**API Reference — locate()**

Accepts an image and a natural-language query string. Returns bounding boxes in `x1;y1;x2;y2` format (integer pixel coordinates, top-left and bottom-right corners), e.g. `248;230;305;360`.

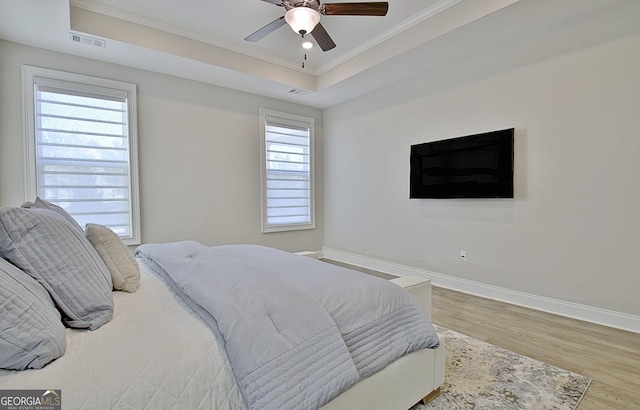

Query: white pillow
85;223;140;293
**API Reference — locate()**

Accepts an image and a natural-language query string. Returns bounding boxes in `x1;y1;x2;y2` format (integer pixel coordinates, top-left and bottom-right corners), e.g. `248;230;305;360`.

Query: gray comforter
136;241;439;410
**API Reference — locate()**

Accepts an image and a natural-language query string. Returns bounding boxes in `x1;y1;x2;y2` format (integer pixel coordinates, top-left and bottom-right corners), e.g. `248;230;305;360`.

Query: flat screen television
410;128;514;199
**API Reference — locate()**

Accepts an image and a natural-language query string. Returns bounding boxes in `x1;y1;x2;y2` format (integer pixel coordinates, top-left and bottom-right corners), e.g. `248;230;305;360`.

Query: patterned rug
411;325;592;410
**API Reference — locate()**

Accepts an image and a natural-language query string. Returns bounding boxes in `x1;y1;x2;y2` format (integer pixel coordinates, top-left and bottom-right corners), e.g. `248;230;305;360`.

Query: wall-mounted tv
410;128;514;199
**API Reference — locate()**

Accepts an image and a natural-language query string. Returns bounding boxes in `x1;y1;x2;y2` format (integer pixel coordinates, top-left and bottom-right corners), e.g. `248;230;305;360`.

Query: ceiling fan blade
311;22;336;51
322;2;388;16
244;16;287;42
259;0;284;5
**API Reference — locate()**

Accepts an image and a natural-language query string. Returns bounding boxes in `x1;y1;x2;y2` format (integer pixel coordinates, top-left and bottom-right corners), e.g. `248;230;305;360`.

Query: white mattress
0;259;245;410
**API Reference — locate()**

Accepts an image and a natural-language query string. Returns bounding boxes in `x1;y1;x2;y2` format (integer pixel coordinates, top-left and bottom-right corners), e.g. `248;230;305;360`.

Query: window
260;109;315;233
22;66;140;245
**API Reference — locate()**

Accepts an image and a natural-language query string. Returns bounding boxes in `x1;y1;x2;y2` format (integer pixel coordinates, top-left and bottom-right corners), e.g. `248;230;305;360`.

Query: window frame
260;109;315;233
22;65;141;245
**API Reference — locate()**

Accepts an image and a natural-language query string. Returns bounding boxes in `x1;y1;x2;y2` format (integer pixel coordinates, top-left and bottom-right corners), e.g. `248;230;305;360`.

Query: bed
0;199;445;409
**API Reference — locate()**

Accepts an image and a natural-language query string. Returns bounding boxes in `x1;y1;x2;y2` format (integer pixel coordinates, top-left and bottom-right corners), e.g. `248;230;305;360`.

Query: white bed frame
322;275;446;409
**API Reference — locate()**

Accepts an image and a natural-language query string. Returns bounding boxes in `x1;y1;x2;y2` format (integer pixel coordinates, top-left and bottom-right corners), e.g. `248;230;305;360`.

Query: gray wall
323;30;640;318
0;40;324;252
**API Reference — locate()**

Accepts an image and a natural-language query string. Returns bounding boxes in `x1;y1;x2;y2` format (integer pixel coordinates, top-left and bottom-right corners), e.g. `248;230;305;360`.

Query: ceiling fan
245;0;389;52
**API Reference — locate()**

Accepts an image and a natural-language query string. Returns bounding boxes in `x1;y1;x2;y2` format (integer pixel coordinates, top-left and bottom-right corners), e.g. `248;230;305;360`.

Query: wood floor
431;286;640;409
322;259;640;409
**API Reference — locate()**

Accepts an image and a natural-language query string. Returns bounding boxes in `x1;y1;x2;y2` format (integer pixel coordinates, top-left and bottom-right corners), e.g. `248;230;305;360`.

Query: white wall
0;40;324;252
323;31;640;319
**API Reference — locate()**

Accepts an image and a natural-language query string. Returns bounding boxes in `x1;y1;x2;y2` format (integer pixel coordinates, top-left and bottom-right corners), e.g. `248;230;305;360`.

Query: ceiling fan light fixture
285;7;321;36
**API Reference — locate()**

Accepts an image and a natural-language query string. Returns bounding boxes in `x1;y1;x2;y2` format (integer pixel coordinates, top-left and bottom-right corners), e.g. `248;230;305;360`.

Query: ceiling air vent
69;32;106;48
289;88;309;95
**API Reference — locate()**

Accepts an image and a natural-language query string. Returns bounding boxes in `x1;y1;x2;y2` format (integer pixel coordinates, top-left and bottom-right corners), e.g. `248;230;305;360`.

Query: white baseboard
295;251;320;259
321;247;640;334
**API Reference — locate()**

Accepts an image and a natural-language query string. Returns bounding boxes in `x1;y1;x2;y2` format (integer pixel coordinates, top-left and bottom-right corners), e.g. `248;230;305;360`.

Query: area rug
411;325;592;410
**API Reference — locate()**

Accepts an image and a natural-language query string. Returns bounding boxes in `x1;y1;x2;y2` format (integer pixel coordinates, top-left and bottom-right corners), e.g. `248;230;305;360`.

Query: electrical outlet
460;250;467;262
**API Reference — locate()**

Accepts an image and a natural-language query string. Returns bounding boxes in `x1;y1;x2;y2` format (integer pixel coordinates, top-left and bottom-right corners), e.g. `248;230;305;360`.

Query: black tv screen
410;128;514;199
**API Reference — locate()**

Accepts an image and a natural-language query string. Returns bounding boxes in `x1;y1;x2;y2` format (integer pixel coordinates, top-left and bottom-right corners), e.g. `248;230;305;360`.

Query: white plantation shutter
23;66;140;244
261;110;315;232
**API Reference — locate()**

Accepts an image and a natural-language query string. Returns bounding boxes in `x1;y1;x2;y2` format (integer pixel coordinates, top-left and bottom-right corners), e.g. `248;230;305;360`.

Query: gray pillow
0;257;66;369
22;197;83;233
0;206;113;330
